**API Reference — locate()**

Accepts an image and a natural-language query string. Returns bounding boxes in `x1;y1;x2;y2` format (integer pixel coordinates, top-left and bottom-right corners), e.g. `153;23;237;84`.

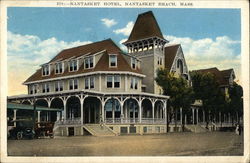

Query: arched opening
177;59;183;74
83;97;101;124
104;98;121;122
22;100;31;105
66;96;80;120
142;99;152;118
154;101;164;119
123;98;139;123
35;99;49;122
51;98;64;122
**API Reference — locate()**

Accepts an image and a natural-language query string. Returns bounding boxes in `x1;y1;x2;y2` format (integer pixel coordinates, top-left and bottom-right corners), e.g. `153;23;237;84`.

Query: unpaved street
7;132;243;156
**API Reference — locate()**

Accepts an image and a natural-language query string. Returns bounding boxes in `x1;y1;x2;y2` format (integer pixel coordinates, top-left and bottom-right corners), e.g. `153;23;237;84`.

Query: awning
7;102;62;111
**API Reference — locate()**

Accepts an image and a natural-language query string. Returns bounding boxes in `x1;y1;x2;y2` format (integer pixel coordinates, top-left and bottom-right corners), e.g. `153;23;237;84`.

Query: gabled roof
49;39;121;62
24;39;143;84
164;44;180;72
192;67;235;86
124;11;165;44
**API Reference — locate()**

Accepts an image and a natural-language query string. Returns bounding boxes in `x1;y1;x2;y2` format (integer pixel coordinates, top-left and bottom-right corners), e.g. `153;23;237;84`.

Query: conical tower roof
124;11;165;44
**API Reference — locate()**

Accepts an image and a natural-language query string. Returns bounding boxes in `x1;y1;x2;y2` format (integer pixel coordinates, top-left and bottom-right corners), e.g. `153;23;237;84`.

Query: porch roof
8;90;169;100
7;102;62;111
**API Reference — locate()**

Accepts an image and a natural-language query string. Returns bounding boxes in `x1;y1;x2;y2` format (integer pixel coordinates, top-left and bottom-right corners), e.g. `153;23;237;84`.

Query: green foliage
228;82;243;116
155;68;195;110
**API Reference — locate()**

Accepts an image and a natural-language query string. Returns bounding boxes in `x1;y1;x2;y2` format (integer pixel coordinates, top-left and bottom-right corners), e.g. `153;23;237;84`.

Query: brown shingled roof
24;39;143;83
192;67;234;86
164;44;180;72
124;11;164;43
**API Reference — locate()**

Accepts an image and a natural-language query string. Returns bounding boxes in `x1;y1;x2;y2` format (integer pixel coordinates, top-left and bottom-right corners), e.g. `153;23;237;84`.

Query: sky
7;7;241;96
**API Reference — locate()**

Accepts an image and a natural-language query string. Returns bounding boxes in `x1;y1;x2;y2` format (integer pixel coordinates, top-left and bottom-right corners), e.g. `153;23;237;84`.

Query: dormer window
131;58;137;69
109;55;117;67
84;56;94;69
69;60;78;72
42;64;50;76
55;62;64;74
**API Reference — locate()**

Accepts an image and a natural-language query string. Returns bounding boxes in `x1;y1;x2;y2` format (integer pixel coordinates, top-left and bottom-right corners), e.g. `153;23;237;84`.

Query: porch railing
104;118;166;124
56;118;82;125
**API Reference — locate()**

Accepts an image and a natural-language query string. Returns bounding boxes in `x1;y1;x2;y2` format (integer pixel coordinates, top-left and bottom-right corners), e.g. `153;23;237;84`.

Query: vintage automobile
8;119;35;140
34;122;54;138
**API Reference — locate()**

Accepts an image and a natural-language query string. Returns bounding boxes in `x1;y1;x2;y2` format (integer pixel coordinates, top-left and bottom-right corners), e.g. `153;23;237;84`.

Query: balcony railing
105;118;166;124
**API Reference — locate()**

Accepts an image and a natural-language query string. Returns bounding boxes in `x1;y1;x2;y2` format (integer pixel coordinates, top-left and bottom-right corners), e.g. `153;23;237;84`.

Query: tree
190;71;227;122
228;82;243;123
155;68;195;125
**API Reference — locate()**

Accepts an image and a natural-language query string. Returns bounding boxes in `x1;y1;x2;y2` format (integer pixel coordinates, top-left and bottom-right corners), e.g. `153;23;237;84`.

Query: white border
0;1;249;163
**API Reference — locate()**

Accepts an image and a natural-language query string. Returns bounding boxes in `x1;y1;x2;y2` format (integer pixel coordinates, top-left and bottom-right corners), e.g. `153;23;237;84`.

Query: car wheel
16;132;23;140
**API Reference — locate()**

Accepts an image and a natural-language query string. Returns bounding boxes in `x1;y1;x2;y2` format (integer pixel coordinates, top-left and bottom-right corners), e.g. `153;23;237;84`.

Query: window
42;83;50;93
106;75;120;88
114;75;120;88
84;57;94;69
90;77;94;88
55;81;63;92
69;79;78;90
130;77;139;89
134;78;138;89
29;84;38;94
109;55;117;67
131;58;137;69
55;62;63;74
107;76;113;88
130;77;134;89
42;64;50;76
69;60;78;72
84;76;95;89
85;78;89;89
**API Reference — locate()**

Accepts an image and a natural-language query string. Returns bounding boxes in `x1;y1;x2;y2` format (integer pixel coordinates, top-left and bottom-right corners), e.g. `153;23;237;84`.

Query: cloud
113;21;134;36
101;18;117;28
164;35;241;82
7;31;91;95
119;39;128;52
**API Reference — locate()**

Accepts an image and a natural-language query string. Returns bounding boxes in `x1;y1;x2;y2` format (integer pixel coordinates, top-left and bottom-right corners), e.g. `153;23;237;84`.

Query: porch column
37;111;41;123
63;99;67;120
228;113;231;123
13;109;17;127
224;114;226;123
138;99;142;123
120;102;124;123
152;100;155;123
236;112;239;123
192;108;194;125
164;100;167;133
180;108;183;125
101;99;105;123
94;105;96;123
80;98;84;125
196;109;199;124
56;111;60;121
133;104;135;122
112;99;115;123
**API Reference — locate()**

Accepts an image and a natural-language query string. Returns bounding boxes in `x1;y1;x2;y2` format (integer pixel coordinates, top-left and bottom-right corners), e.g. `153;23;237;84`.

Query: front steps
53;124;117;137
184;125;208;133
83;124;117;136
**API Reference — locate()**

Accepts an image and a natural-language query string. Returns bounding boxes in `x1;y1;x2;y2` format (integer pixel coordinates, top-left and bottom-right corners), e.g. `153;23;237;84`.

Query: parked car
9;120;35;140
35;122;54;138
